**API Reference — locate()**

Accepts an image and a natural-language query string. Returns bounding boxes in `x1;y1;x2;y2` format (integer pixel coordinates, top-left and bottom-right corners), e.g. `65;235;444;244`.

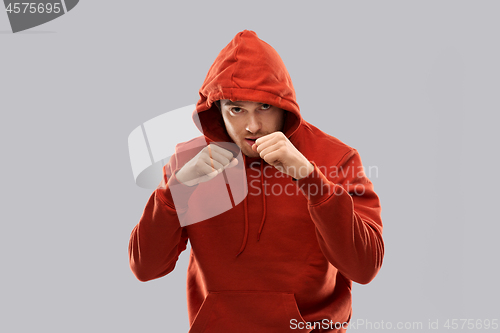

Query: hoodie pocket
189;291;311;333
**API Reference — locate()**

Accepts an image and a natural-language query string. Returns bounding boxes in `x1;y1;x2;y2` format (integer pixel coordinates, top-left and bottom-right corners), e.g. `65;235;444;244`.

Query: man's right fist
175;144;238;186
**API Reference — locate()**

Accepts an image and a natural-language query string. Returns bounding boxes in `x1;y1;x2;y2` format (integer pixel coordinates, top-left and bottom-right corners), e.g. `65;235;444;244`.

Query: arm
128;142;237;282
128;161;194;282
294;149;384;284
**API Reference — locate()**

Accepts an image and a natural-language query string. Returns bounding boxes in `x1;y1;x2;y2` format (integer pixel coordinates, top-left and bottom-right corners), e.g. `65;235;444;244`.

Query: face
219;100;286;158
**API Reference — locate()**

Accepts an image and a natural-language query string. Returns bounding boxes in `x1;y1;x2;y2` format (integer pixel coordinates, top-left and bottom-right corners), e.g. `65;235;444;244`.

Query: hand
175;144;238;186
252;132;314;180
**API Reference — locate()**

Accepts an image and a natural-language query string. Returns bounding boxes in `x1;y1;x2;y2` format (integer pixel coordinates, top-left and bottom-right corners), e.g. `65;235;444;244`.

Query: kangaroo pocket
189;291;311;333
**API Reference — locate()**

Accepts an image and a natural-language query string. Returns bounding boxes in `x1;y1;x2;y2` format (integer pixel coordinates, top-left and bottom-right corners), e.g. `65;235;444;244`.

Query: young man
129;30;384;332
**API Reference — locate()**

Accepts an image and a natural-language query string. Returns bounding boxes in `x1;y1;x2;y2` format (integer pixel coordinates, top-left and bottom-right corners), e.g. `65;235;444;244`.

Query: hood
193;30;303;143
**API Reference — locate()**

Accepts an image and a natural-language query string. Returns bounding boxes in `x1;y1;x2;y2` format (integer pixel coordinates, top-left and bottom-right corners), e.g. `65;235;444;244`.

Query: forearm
295;162;384;284
129;174;194;282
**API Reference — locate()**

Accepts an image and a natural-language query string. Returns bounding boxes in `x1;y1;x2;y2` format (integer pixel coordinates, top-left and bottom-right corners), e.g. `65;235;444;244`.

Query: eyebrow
223;101;264;107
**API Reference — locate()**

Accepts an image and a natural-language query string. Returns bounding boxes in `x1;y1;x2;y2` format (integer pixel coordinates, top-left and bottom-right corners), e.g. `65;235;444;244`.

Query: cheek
268;111;285;131
222;116;240;139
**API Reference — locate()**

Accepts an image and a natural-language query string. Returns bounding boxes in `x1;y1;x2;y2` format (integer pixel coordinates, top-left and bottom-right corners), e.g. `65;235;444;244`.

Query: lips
244;138;258;146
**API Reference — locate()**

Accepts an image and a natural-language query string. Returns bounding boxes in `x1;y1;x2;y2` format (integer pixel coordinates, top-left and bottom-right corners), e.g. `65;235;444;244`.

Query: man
129;30;384;332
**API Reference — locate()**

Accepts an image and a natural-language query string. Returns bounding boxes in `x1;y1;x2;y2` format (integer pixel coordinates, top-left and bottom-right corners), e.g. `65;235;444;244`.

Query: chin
245;152;260;158
240;146;260;158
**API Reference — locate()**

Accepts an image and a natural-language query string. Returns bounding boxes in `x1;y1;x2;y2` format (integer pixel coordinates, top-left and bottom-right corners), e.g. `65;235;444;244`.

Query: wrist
174;168;187;184
175;168;198;187
293;161;314;180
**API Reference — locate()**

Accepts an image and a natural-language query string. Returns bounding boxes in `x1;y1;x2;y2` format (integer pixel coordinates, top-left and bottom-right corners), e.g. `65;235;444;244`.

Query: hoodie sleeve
128;159;196;282
294;149;384;284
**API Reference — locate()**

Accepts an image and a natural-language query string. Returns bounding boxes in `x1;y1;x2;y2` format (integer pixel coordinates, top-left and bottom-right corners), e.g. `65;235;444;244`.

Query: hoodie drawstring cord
236;195;250;257
257;162;267;241
236;159;267;257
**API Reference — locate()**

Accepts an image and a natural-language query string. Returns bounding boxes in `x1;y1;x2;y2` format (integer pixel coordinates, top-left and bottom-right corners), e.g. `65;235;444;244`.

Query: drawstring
236;195;249;257
236;154;249;257
236;158;267;257
257;162;267;241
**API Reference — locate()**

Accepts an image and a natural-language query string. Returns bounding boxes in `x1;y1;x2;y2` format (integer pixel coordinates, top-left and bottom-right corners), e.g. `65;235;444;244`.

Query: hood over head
193;30;302;143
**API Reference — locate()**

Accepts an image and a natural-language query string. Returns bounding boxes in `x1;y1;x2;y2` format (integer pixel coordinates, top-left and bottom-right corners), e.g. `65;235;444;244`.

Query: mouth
244;137;258;146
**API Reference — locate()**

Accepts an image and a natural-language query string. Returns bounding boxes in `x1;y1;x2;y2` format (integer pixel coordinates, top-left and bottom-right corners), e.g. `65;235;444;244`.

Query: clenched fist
175;144;238;186
252;132;314;180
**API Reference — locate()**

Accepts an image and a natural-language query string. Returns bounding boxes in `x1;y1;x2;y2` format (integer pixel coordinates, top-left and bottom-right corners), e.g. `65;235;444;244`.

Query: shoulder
174;135;207;152
294;121;356;167
164;135;207;172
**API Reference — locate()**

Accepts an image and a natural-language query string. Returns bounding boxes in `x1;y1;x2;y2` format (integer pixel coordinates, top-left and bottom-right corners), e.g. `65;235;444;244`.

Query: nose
245;113;261;134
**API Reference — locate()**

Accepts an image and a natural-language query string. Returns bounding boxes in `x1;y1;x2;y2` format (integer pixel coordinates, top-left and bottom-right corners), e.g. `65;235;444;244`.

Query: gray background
1;1;499;332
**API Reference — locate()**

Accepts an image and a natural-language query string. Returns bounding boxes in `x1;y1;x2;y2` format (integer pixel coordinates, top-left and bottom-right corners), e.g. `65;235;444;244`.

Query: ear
280;110;288;131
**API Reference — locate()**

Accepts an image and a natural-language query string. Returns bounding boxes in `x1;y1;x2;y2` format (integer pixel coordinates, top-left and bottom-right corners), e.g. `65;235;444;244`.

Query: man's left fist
252;132;314;180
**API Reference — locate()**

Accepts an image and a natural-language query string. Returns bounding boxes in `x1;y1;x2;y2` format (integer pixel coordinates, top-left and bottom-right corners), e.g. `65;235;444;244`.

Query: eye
261;104;271;110
230;107;243;114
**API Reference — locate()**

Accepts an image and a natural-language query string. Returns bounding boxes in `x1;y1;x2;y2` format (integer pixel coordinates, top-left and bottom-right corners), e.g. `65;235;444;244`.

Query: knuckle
196;159;206;168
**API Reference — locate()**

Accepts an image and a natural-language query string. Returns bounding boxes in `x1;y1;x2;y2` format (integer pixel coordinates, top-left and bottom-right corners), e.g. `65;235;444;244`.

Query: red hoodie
129;30;384;332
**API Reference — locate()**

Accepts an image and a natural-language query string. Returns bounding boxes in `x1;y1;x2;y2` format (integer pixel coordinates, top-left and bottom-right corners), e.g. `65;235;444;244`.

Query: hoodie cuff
155;172;199;211
293;162;345;205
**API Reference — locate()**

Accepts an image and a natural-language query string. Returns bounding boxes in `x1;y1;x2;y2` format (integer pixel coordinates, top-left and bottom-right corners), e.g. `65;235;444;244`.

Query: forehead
220;100;265;107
